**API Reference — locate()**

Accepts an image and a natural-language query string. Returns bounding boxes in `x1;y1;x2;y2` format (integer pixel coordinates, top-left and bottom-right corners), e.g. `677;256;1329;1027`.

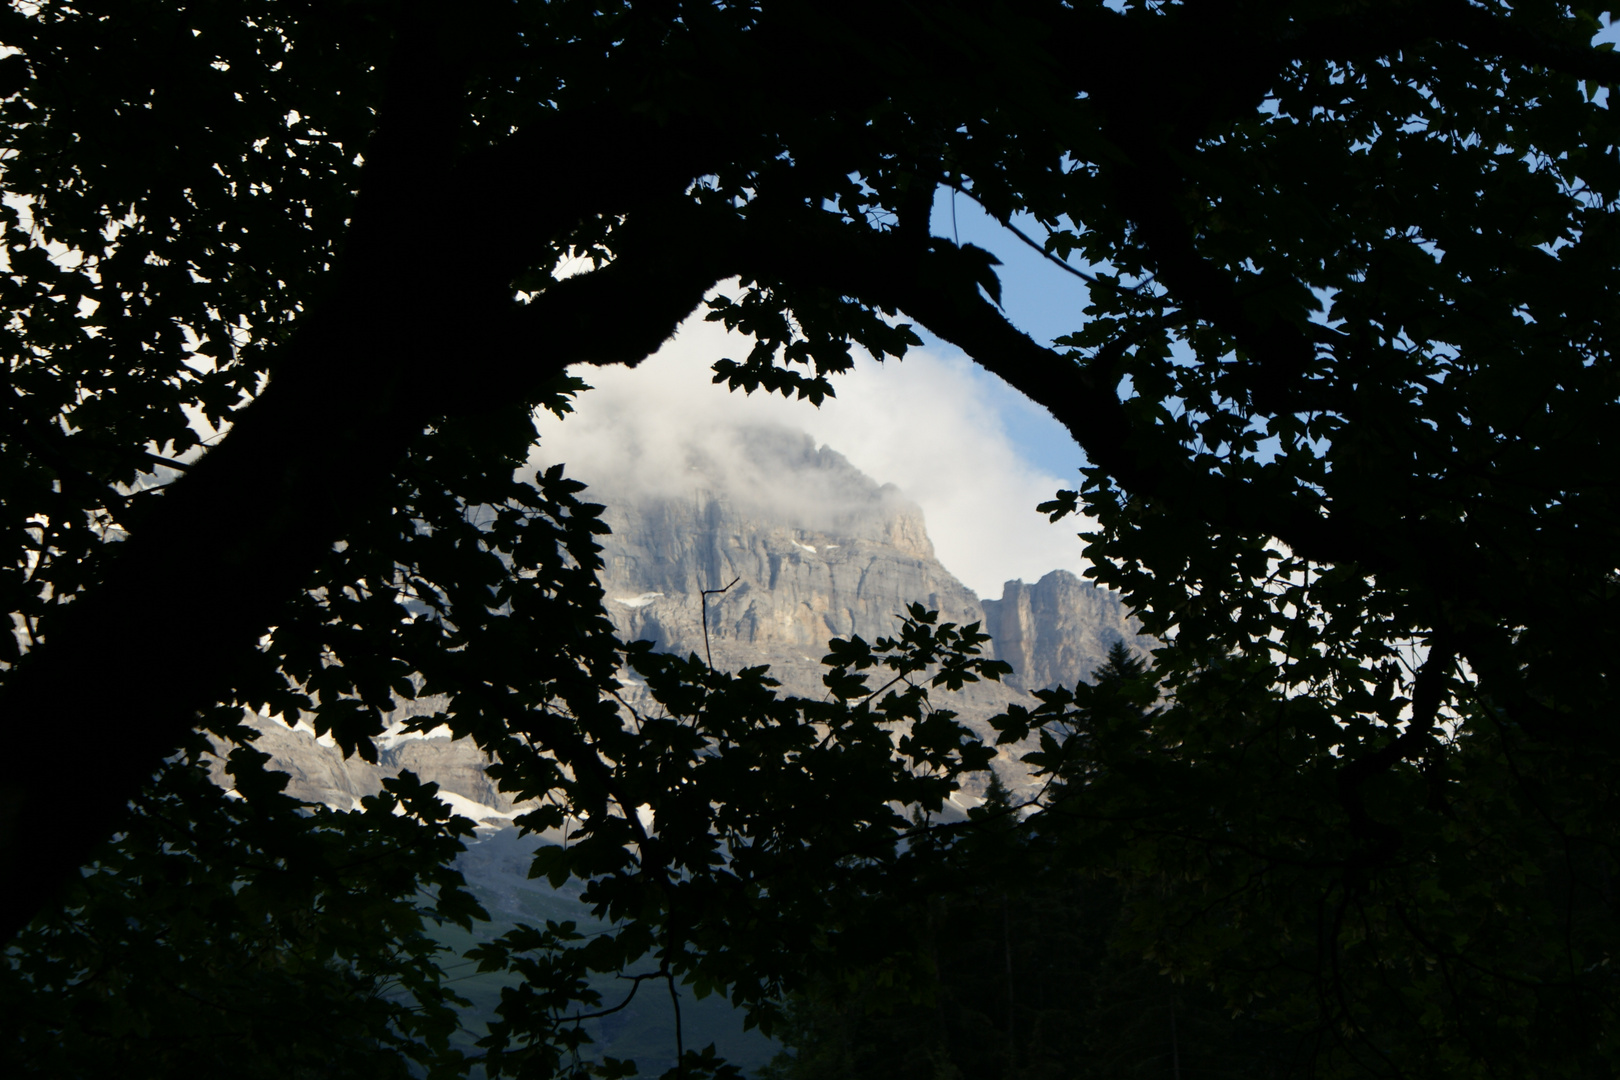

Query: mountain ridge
220;424;1150;814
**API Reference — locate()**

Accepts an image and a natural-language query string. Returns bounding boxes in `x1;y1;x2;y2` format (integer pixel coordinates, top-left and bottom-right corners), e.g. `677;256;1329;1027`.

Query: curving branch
730;212;1360;564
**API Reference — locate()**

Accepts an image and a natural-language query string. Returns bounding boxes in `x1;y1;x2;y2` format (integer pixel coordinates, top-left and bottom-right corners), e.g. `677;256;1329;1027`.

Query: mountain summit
591;425;1150;792
593;425;1146;702
597;427;978;686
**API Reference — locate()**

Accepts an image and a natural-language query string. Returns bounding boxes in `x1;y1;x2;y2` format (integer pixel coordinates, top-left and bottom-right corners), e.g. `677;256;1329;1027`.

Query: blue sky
918;187;1097;483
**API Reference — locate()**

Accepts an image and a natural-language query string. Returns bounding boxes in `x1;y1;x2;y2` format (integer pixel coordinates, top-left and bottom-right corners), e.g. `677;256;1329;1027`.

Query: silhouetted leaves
4;1;1620;1076
1;745;481;1079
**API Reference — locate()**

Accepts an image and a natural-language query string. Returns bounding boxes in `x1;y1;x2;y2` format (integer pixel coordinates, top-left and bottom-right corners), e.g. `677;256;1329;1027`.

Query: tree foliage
2;1;1620;1076
2;740;485;1079
771;641;1620;1077
761;656;1299;1080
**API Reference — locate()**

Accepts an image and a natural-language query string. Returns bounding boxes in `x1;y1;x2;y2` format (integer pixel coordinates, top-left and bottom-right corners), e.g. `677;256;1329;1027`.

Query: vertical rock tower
982;570;1144;691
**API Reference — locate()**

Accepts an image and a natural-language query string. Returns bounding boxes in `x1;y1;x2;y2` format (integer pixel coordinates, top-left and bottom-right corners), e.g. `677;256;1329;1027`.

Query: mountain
982;569;1145;693
596;427;990;701
209;703;524;828
592;426;1148;718
219;424;1149;812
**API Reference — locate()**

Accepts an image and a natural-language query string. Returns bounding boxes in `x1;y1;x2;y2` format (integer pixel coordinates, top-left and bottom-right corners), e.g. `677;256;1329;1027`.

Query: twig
699;575;739;671
553;971;664;1023
940;178;1151;297
143;451;192;472
668;967;685;1077
998;214;1114;291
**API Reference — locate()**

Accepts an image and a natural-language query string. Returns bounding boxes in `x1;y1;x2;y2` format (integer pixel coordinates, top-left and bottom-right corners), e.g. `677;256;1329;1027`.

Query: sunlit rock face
596;428;986;690
211;695;528;825
982;569;1146;691
230;424;1150;814
217;717;384;809
590;426;1154;795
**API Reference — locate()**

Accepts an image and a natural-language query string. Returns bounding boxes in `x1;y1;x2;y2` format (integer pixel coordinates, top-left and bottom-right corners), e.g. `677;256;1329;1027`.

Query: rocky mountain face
595;427;1146;705
597;428;986;698
228;425;1149;813
982;570;1145;692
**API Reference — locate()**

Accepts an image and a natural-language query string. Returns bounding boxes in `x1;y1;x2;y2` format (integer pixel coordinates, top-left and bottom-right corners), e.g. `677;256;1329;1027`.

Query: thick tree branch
731;215;1356;565
0;0;897;941
0;207;723;947
724;213;1543;717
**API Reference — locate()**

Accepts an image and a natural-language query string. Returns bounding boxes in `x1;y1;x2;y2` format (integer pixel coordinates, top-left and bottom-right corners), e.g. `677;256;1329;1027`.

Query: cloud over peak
529;303;1091;599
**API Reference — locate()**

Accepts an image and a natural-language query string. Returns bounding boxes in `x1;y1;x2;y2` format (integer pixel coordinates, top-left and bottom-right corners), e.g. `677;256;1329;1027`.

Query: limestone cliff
212;701;529;826
596;429;988;702
595;427;1149;703
590;426;1156;796
982;569;1148;690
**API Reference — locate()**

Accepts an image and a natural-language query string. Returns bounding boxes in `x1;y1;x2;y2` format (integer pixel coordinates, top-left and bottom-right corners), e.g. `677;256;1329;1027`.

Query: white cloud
529;301;1094;599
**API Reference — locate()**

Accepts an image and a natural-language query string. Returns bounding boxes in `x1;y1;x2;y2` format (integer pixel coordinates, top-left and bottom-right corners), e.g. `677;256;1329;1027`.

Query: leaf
1036;490;1081;522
